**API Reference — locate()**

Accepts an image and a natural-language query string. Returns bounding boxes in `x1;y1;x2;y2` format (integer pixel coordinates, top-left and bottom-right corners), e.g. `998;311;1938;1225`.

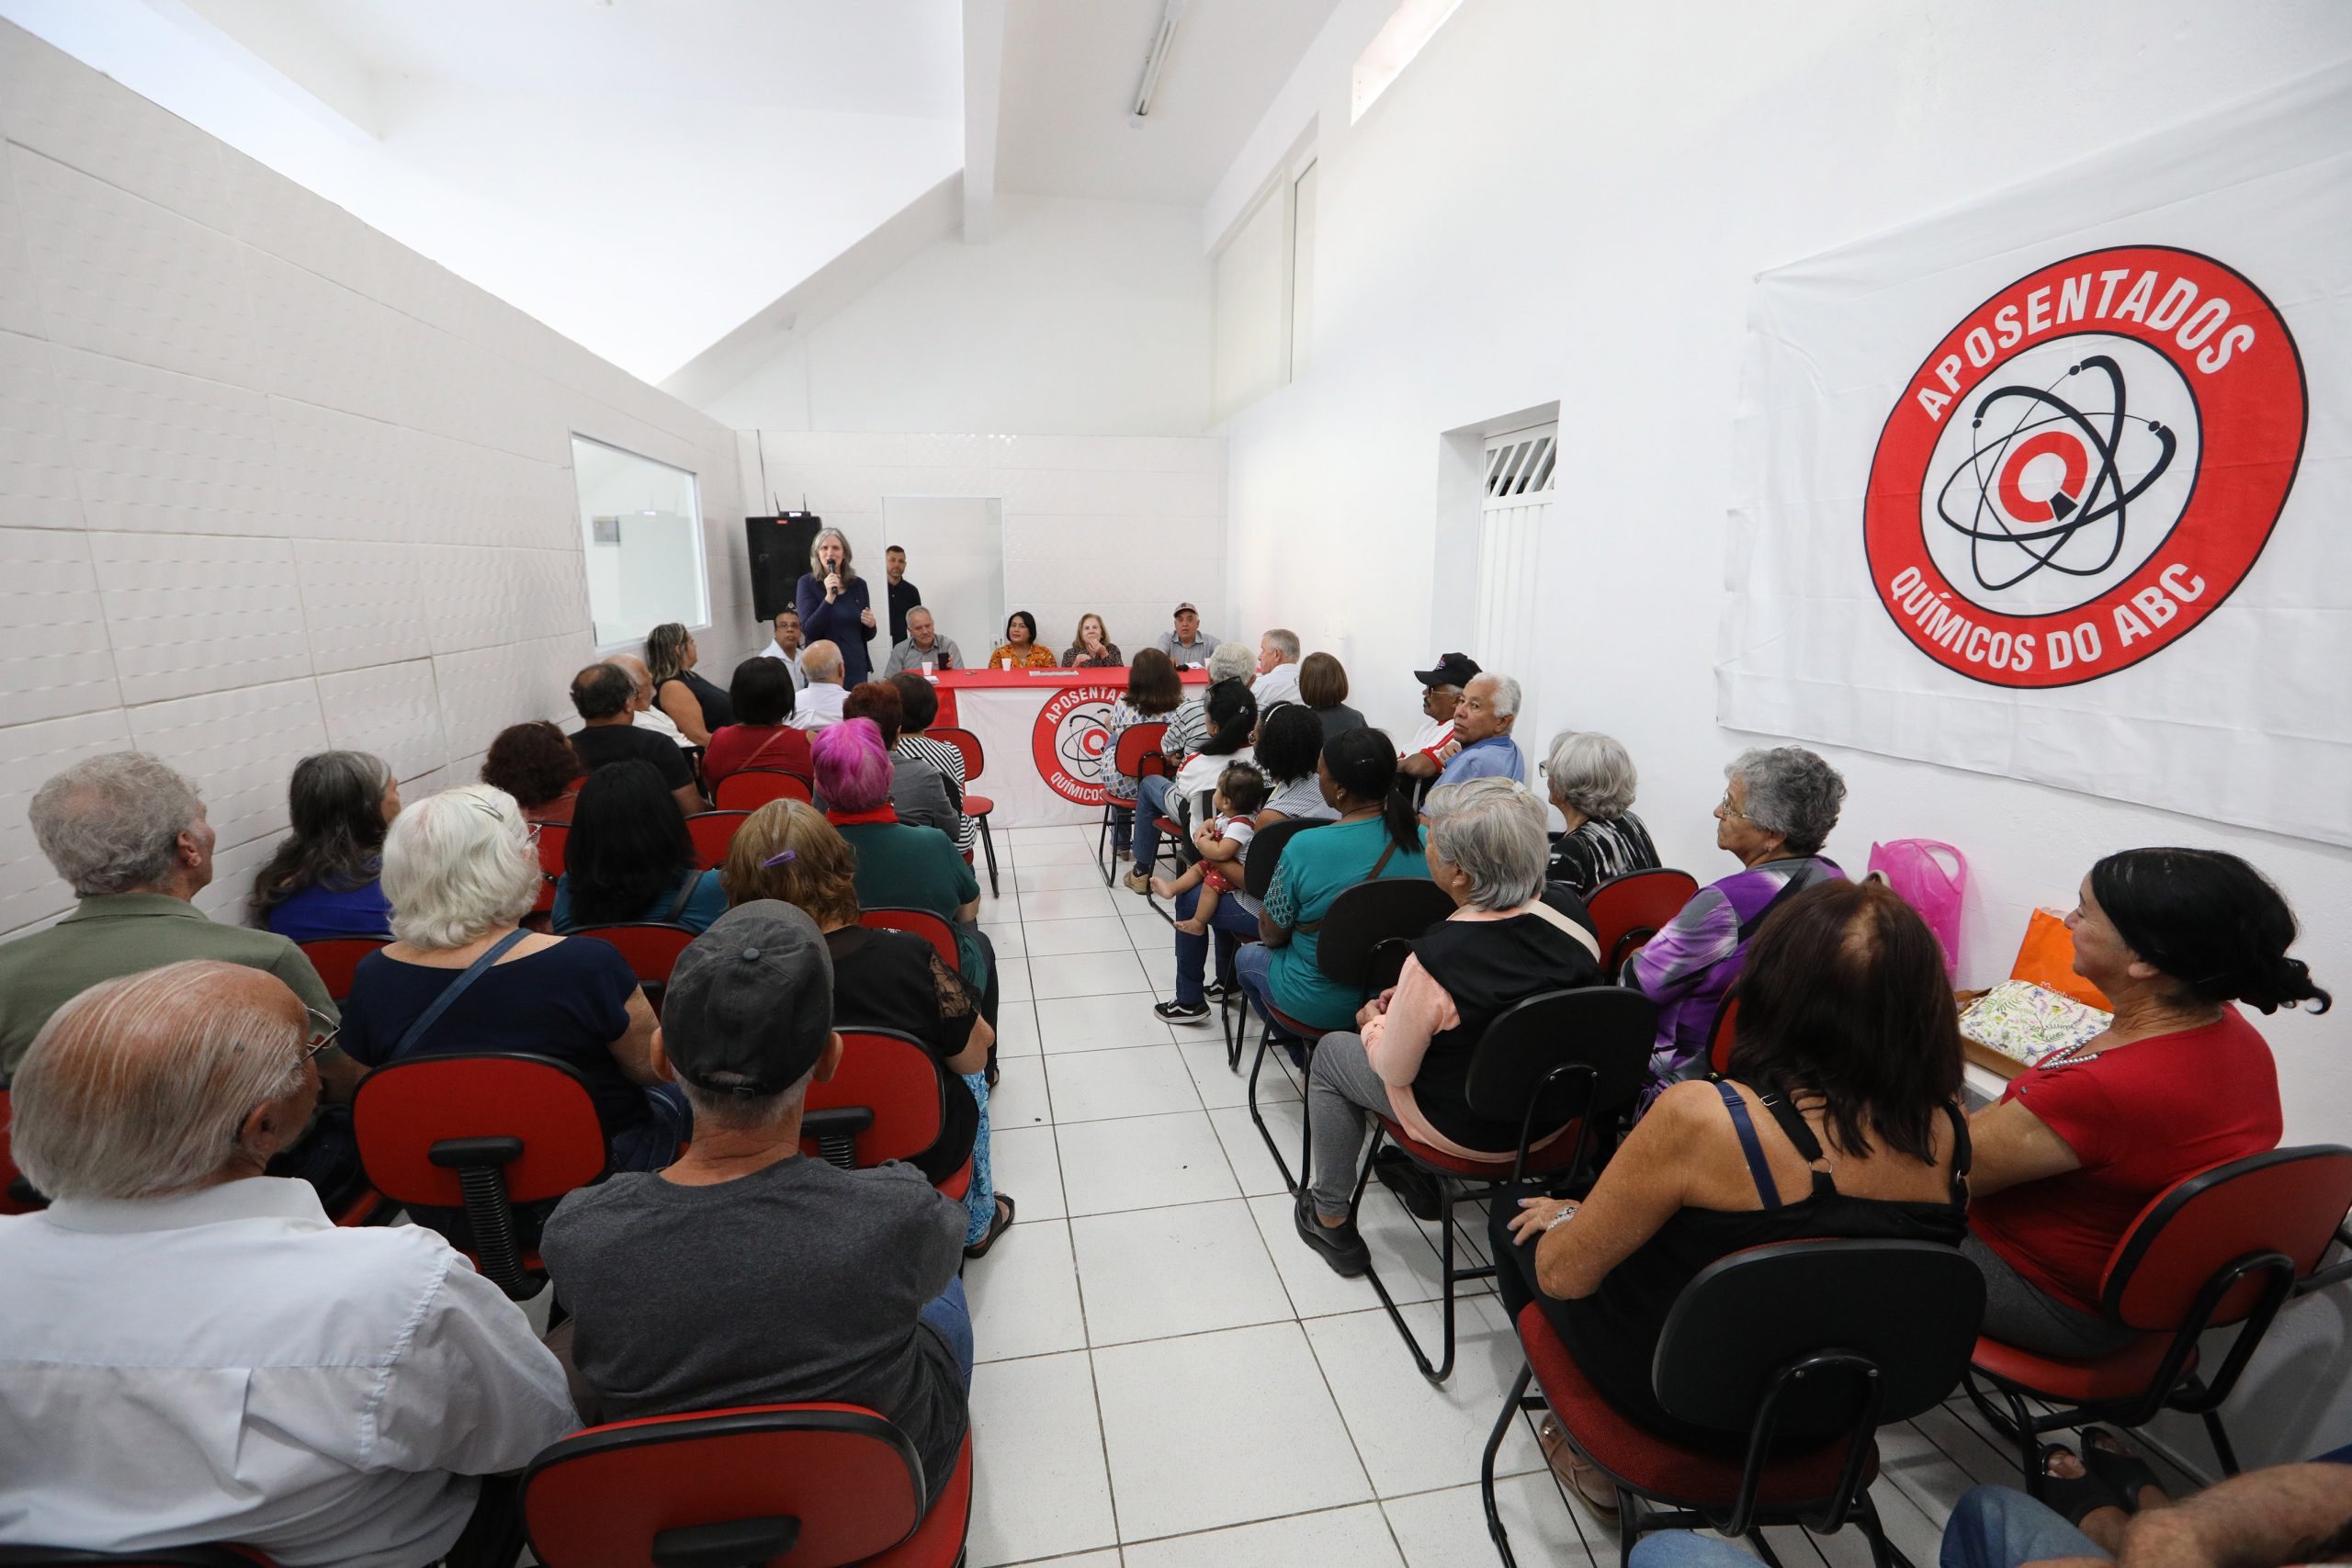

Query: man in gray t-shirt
540;902;973;1506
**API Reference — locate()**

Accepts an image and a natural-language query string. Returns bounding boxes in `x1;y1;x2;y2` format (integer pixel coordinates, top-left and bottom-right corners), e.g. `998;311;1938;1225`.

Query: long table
931;668;1208;829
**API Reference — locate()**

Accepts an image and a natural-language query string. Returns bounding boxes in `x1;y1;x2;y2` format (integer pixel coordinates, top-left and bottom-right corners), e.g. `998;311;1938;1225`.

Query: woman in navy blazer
794;526;880;685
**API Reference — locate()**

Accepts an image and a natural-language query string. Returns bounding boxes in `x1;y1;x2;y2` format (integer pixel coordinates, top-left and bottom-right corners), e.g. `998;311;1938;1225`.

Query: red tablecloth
927;669;1206;829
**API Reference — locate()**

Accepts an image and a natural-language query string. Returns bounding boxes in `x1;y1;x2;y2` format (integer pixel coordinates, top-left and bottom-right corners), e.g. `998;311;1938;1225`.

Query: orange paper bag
2008;908;2112;1011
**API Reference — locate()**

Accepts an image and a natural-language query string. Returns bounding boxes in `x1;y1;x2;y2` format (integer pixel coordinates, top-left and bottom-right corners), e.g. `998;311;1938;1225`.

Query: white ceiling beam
960;0;1004;243
131;0;380;142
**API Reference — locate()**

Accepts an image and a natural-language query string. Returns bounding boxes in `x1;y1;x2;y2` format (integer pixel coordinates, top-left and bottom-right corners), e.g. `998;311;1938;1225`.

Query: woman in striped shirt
1540;730;1660;897
888;671;975;856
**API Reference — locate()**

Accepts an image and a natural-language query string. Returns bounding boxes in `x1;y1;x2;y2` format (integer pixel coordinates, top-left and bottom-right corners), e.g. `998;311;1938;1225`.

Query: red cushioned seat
1519;1302;1874;1509
1377;1117;1580;1180
962;793;993;817
1971;1331;2197;1404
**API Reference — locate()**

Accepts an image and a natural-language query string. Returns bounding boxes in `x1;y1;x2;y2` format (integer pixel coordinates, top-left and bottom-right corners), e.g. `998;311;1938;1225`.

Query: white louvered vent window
1483;427;1556;508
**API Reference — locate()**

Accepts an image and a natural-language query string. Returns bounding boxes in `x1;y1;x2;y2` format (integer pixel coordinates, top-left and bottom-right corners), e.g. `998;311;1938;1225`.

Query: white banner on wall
1718;62;2352;848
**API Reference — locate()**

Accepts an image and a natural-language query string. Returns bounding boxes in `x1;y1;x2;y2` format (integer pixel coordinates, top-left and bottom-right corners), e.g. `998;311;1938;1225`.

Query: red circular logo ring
1864;245;2304;689
1031;686;1122;806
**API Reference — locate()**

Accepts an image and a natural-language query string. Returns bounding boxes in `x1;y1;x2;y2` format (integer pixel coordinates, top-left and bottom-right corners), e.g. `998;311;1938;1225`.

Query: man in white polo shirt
1252;627;1303;708
0;961;575;1566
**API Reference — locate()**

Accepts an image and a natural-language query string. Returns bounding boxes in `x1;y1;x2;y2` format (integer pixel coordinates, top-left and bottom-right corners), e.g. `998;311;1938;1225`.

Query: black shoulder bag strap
392;929;530;1056
662;869;702;923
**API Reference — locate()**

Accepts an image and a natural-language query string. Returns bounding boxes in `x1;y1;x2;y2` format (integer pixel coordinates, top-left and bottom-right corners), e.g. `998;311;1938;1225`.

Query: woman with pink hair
813;720;999;1040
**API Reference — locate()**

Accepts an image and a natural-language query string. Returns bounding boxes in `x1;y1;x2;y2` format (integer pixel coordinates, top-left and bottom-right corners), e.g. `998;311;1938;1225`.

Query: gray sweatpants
1306;1030;1393;1219
1962;1231;2134;1359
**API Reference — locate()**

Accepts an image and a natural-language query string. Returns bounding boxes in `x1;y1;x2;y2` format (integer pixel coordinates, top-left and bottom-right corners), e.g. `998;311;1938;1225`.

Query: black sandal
2081;1427;2166;1510
963;1193;1015;1258
2038;1444;2127;1527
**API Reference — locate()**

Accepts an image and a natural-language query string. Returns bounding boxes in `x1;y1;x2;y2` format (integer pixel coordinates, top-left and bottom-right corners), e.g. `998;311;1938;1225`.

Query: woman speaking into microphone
794;527;880;685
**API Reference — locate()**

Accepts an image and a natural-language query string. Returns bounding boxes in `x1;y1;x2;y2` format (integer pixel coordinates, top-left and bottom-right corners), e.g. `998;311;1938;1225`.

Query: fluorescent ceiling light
1131;0;1186;123
1351;0;1465;123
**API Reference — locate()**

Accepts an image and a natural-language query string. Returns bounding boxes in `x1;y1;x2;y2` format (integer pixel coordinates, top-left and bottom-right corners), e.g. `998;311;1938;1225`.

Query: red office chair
1246;875;1456;1193
861;908;959;973
297;937;390;1003
714;768;813;811
808;1030;970;1202
522;1404;973;1568
531;822;571;918
1966;1144;2352;1490
1097;721;1170;883
1585;867;1699;978
929;727;996;897
1705;990;1742;1077
1485;1239;1985;1564
685;811;752;871
352;1054;607;1300
1352;987;1654;1382
571;922;697;1015
0;1550;278;1565
1;1089;45;1214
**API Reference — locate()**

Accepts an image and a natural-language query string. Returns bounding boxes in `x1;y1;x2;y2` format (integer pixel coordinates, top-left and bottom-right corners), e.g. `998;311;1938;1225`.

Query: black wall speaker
745;512;822;623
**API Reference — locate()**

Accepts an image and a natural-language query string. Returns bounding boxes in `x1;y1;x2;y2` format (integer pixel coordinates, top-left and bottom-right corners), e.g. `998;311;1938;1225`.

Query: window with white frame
1212;152;1317;422
571;435;708;648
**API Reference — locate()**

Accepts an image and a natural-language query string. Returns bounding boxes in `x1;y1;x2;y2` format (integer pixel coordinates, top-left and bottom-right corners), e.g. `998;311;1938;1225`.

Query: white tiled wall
740;431;1229;658
0;22;745;940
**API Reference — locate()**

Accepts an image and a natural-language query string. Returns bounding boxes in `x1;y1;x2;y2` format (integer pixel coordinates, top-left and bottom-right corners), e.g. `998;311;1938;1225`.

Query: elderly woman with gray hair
339;784;687;1245
1541;731;1659;897
1625;745;1847;1109
1294;777;1607;1278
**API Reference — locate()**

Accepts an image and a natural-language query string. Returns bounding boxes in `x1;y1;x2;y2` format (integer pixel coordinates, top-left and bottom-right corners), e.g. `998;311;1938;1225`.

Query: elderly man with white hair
788;638;851;730
0;960;576;1565
1293;778;1605;1277
1251;626;1304;708
0;752;341;1082
1433;671;1529;787
1122;637;1259;892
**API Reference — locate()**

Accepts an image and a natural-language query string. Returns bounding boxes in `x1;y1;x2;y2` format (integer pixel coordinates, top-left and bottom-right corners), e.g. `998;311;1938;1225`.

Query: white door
1476;423;1557;742
879;495;1004;669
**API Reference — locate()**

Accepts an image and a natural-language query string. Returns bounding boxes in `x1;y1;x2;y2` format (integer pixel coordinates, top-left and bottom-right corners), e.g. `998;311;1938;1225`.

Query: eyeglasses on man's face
302;1006;341;1064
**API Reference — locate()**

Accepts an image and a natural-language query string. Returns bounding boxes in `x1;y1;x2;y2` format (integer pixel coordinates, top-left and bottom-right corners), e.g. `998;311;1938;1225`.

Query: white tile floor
960;823;2190;1568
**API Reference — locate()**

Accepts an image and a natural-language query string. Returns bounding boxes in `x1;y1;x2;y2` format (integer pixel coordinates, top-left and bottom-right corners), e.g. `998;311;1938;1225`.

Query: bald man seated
0;962;578;1567
789;639;851;730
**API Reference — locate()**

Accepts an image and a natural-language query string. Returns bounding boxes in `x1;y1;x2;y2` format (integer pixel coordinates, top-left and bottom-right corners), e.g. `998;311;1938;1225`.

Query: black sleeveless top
1555;1080;1972;1448
1408;887;1604;1150
660;670;735;734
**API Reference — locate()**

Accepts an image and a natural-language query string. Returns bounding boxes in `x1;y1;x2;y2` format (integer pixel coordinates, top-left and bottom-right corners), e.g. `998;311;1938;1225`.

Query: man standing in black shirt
885;546;922;645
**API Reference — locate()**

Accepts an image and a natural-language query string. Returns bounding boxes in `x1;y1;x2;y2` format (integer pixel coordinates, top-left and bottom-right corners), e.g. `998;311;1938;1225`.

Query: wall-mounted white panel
0;525;118;723
266;397;416;545
125;677;329;855
86;529;311;705
0;31;230;229
217;148;384;301
317;659;449;785
188;829;278;927
6;146;258;389
0;329;81;530
0;706;134;937
46;344;287;537
0;150;48;338
294;536;435;674
433;631;594;762
243;250;402;427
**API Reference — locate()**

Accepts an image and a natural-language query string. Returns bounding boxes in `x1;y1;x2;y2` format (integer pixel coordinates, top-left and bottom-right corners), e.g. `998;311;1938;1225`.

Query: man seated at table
788;640;851;730
0;961;576;1565
1155;603;1219;668
886;607;965;675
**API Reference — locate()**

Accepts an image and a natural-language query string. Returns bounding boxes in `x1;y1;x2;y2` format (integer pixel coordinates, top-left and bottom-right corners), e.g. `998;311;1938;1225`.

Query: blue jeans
919;1275;976;1389
1235;939;1280;1029
1625;1485;2105;1568
1129;775;1173;872
1171;884;1261;1005
959;1071;996;1247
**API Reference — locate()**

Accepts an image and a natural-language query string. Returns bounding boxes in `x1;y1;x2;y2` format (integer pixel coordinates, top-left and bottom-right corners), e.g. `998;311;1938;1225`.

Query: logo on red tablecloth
1865;246;2303;688
1032;685;1119;805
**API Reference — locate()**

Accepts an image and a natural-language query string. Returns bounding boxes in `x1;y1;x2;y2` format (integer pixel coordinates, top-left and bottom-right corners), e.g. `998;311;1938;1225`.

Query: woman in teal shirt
1236;728;1430;1033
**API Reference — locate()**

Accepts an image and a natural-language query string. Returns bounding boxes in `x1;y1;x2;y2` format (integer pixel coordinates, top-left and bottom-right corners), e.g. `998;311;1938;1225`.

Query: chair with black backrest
0;1550;280;1566
1097;721;1170;883
1965;1143;2352;1493
1;1089;46;1214
929;727;997;897
530;821;571;919
571;922;697;1016
1483;1238;1986;1565
1352;987;1656;1383
807;1029;970;1201
351;1054;607;1300
521;1403;973;1568
297;937;391;1003
685;810;752;871
1216;816;1324;1066
1585;867;1699;978
713;768;813;812
1246;876;1457;1193
860;908;960;974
